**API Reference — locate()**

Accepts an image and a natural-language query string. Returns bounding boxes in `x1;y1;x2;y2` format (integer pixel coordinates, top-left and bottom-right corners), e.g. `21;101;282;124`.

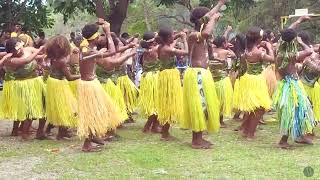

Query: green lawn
0;114;319;179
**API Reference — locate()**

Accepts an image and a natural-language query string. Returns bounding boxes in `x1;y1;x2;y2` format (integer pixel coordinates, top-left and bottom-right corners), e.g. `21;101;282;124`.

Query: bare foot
151;126;162;133
295;136;313;145
11;130;19;137
191;141;211;149
82;144;102;153
160;134;175;141
278;142;291;149
91;137;105;145
220;122;227;128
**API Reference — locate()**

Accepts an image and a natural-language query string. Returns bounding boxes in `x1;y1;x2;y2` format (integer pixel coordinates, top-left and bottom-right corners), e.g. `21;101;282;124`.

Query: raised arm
223;25;232;40
5;46;44;67
206;0;227;17
201;13;221;39
261;41;275;62
296;48;313;63
304;58;320;73
288;15;310;29
102;21;116;54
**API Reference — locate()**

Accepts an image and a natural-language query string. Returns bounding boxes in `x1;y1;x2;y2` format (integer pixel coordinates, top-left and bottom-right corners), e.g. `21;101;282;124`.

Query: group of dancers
0;0;319;152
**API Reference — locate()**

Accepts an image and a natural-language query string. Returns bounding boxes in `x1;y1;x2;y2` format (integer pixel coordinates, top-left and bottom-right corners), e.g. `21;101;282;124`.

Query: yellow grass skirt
233;73;272;112
46;77;78;127
101;79;128;121
1;77;45;121
262;65;278;97
117;75;139;113
69;79;80;98
182;68;220;132
138;71;159;118
77;79;122;139
302;82;320;122
215;77;233;117
157;68;183;125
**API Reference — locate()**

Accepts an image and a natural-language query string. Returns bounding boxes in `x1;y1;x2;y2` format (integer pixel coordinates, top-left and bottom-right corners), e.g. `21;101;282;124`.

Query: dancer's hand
297;36;303;44
39;46;45;53
298;15;311;23
213;12;221;21
2;53;12;60
102;22;111;35
99;48;108;53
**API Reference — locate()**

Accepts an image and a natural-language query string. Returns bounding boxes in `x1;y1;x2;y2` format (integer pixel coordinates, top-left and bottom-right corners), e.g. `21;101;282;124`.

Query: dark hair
121;32;130;39
280;28;296;43
38;31;45;38
158;26;173;44
213;36;226;48
231;34;246;58
143;31;155;41
298;31;311;47
190;7;210;30
5;38;21;53
82;24;99;39
46;35;71;60
246;26;262;49
21;27;28;33
262;29;273;42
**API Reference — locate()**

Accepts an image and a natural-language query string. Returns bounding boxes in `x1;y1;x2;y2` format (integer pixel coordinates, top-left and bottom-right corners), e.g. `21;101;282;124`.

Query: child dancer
78;20;122;152
274;27;315;148
233;27;274;140
45;35;80;140
157;27;188;140
182;0;226;149
1;38;46;140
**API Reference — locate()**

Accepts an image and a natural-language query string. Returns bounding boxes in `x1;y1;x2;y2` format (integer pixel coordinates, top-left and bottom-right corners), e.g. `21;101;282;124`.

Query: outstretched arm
5;46;44;67
288;15;310;29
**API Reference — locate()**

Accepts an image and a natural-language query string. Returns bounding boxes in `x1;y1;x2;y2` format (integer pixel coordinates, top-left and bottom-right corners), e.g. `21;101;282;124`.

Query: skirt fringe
1;77;45;121
117;75;139;114
138;71;159;118
157;68;183;125
46;77;78;127
232;73;272;112
215;77;233;117
77;79;122;139
181;68;220;132
101;79;128;121
273;77;316;140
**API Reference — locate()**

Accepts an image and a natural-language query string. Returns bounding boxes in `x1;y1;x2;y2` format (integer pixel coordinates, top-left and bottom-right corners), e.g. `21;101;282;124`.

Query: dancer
274;27;316;148
210;35;236;127
157;27;188;140
182;0;226;149
137;32;162;133
45;35;80;140
78;20;121;152
233;27;274;140
1;38;46;140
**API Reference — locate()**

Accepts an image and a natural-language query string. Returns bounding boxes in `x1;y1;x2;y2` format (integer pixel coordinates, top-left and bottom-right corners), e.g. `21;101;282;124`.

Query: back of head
38;31;45;38
46;35;71;60
143;31;155;41
82;24;99;39
231;34;246;57
121;32;130;39
213;36;226;48
280;28;296;43
158;26;173;44
246;26;262;49
6;38;20;53
190;7;210;30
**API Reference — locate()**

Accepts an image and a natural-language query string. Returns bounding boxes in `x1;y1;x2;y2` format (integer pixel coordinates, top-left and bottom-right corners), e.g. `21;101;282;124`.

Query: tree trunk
107;0;130;35
93;0;107;19
142;0;151;31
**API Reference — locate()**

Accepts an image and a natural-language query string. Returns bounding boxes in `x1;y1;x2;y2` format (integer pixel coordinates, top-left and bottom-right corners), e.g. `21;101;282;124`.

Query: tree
48;0;133;35
0;0;54;34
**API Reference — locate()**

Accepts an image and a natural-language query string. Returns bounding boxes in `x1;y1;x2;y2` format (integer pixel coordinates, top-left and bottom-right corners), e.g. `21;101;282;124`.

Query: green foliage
0;0;54;33
127;20;148;35
47;0;103;23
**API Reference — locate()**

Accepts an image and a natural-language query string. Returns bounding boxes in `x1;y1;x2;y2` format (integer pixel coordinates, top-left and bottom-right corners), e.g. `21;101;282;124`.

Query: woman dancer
233;27;274;140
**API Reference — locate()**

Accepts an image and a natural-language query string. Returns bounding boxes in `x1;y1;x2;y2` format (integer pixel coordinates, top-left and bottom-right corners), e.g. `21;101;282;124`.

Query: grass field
0;114;319;179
